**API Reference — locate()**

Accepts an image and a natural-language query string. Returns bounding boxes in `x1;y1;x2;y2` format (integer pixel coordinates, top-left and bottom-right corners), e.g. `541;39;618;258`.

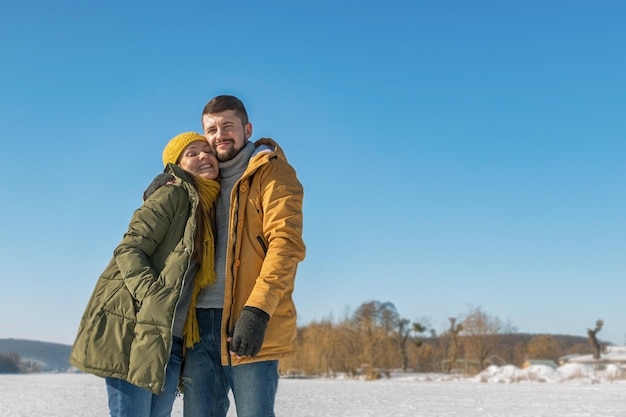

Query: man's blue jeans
182;308;279;417
105;336;183;417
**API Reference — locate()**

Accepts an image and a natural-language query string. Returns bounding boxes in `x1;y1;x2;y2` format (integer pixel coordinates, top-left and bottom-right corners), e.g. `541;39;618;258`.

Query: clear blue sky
1;1;624;346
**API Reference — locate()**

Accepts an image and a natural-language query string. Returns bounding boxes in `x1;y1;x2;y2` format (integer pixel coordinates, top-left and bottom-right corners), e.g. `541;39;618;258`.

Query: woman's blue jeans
105;336;183;417
182;308;279;417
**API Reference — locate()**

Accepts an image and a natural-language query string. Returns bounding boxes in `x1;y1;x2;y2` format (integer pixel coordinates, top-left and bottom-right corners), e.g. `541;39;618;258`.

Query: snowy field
1;364;626;417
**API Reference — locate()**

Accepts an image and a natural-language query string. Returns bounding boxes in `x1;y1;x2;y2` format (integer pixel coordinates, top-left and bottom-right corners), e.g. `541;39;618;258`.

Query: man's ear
245;122;253;139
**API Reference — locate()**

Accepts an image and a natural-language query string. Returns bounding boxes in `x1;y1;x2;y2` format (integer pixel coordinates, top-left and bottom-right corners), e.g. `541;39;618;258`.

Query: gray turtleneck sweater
196;141;255;309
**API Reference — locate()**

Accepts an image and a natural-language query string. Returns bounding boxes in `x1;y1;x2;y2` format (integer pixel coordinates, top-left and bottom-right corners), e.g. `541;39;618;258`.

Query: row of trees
279;301;600;377
0;352;43;374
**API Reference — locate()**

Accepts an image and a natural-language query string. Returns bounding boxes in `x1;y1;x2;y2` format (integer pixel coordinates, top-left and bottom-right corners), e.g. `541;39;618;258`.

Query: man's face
202;109;252;162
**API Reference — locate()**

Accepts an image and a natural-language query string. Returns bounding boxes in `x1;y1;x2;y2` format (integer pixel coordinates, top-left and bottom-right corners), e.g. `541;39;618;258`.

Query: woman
69;132;220;417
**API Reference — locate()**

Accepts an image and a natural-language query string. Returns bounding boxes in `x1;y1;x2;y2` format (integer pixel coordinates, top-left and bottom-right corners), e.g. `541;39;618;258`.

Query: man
182;95;306;417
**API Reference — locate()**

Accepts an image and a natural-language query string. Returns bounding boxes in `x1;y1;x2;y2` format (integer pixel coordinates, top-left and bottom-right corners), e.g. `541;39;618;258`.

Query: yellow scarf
183;176;220;348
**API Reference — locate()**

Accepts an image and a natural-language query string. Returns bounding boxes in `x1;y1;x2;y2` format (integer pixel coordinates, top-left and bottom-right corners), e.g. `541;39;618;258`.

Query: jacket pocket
85;309;136;374
256;235;268;255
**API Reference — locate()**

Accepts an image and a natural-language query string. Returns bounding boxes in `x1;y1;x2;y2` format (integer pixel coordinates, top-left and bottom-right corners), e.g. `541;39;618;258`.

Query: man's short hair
201;95;249;126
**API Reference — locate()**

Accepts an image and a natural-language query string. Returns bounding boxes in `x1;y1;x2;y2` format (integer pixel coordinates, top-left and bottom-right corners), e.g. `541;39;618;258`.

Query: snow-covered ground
2;362;626;417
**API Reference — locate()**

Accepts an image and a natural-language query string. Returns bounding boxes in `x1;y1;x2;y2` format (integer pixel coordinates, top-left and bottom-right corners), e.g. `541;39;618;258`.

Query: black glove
230;306;269;357
143;173;175;201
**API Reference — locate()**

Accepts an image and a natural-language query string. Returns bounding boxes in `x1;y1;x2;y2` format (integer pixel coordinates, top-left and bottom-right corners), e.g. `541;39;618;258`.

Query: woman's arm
114;184;184;302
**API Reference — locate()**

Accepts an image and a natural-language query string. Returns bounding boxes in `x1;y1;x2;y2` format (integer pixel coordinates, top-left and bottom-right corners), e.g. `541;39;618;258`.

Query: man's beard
216;142;243;162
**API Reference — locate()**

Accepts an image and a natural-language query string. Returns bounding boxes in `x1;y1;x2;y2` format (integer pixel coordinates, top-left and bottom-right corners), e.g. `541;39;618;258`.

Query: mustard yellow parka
222;138;306;366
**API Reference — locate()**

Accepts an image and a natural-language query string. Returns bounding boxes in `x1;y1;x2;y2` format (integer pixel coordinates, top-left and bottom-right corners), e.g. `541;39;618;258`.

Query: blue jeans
105;336;183;417
182;308;279;417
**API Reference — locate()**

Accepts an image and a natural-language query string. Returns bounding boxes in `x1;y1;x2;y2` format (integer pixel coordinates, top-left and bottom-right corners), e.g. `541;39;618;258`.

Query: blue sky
1;1;624;346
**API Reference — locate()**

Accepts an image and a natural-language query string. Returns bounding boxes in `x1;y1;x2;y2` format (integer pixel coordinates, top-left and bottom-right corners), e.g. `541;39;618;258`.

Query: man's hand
229;307;269;357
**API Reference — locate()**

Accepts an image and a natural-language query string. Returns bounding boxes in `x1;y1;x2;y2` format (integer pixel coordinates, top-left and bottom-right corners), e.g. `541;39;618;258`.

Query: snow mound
473;363;626;384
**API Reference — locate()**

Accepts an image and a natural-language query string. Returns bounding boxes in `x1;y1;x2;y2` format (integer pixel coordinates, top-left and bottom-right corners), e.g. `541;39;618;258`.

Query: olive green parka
69;164;209;394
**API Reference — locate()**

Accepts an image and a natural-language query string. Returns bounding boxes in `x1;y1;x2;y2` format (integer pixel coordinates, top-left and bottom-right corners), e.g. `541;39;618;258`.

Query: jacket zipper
162;184;197;389
226;180;241;367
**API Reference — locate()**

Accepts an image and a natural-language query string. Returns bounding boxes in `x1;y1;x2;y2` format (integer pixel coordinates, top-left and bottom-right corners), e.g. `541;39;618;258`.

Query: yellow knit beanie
162;132;207;167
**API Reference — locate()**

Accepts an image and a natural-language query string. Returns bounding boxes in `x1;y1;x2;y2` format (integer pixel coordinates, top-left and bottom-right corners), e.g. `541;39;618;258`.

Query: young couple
70;95;306;417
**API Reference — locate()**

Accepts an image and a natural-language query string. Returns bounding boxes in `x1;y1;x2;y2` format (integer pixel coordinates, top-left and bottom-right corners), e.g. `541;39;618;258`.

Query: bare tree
353;301;379;335
395;318;411;372
393;317;431;372
461;306;505;370
587;319;604;360
352;300;402;371
446;317;463;373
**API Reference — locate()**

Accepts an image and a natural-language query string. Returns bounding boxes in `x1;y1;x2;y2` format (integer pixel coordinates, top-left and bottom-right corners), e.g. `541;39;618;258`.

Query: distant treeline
0;351;43;373
279;301;606;378
0;339;71;373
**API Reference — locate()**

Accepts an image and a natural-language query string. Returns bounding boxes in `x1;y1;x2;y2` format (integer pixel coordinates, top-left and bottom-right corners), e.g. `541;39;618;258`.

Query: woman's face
178;140;219;180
